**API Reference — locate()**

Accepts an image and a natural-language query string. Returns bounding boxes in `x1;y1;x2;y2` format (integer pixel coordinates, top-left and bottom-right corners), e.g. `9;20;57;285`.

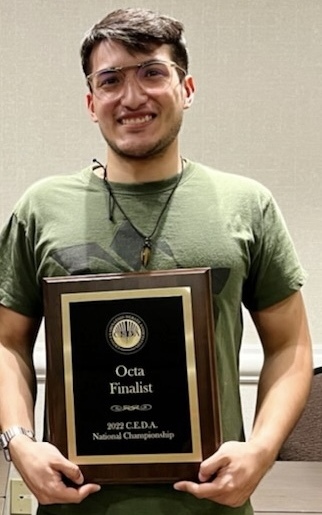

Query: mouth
119;114;155;126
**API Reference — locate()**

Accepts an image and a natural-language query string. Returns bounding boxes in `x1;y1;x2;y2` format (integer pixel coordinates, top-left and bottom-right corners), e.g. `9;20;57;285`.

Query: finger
37;475;101;505
58;461;84;486
45;486;99;505
64;483;101;503
199;454;228;482
174;481;200;496
174;480;219;500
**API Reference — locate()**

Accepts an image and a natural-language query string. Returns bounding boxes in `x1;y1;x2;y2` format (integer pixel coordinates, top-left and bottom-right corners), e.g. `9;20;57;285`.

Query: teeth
122;115;152;125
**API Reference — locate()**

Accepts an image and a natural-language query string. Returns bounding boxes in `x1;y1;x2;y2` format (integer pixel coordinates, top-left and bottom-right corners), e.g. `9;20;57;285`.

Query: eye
96;70;122;89
141;63;169;80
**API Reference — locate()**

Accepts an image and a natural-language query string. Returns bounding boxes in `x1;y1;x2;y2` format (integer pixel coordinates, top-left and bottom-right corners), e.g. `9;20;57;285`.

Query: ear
86;92;98;123
182;75;195;110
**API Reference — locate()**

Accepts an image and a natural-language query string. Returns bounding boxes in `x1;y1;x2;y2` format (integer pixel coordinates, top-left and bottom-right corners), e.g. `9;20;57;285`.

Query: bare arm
249;290;313;461
174;291;313;506
0;305;40;432
0;305;100;504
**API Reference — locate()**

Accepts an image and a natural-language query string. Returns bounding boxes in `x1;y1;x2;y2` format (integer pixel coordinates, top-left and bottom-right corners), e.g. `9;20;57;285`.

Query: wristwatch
0;426;36;462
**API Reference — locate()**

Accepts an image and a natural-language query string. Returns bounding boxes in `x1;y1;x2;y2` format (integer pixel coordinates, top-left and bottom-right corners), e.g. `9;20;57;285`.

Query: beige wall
1;2;322;511
1;1;322;359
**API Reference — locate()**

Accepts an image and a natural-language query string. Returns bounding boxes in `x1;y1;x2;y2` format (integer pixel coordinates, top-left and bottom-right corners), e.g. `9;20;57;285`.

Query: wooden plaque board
43;267;222;484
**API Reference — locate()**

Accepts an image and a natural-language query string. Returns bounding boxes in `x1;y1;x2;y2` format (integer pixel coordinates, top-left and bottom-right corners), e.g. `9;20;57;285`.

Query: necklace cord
92;158;184;266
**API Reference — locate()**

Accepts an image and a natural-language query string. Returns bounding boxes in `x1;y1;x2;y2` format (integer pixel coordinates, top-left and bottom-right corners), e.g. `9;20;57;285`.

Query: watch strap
0;426;35;462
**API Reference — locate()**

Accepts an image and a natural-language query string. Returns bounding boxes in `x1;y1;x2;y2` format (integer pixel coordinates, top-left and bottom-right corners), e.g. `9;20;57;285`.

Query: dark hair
80;7;189;77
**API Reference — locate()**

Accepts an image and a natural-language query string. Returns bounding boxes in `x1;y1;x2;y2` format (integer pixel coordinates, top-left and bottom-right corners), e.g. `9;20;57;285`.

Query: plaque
43;268;222;484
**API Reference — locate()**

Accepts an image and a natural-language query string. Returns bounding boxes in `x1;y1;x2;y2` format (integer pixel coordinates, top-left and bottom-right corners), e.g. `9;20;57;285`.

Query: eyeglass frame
86;59;187;97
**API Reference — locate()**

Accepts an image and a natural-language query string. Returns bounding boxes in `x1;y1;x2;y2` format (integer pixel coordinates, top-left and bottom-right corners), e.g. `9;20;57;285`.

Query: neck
103;149;182;183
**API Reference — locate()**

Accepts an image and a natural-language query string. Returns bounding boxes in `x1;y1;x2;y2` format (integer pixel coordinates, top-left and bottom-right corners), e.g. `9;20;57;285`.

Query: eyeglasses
87;59;186;100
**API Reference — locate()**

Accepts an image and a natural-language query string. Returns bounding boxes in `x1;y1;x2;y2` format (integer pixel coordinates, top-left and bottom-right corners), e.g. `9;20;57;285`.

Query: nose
119;74;148;108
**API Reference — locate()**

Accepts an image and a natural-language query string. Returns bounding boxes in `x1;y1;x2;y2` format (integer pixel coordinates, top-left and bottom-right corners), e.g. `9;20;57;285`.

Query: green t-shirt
0;160;306;515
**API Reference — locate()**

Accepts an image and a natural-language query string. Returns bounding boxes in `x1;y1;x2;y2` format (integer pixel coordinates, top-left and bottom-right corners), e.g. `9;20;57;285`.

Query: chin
106;130;179;159
112;142;166;159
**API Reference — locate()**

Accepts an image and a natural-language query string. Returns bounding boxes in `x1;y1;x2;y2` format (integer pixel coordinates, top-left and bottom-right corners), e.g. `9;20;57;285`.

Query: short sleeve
0;213;43;316
242;195;306;311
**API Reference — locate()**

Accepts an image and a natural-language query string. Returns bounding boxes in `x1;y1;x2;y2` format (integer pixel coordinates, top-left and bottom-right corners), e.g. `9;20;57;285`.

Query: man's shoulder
188;160;273;198
24;166;91;194
14;167;92;211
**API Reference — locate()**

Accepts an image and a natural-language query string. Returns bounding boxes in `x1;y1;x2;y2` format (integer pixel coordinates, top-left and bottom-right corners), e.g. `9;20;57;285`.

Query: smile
121;115;153;125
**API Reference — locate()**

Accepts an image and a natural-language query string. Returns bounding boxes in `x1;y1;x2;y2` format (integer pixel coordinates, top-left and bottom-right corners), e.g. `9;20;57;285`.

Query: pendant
141;238;152;267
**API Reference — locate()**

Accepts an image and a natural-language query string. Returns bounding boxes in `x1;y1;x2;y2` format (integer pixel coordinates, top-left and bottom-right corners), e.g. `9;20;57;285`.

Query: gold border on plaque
61;286;202;465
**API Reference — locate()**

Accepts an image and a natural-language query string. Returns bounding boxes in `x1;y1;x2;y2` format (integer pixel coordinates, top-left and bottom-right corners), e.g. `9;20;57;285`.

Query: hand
174;440;271;507
9;437;101;505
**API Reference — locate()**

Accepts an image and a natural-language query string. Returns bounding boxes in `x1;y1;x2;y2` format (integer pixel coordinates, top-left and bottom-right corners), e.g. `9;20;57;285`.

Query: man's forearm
0;344;36;431
249;341;312;462
0;306;40;432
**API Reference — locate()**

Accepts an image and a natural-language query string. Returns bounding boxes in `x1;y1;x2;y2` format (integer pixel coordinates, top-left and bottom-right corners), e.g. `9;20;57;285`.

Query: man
0;7;312;515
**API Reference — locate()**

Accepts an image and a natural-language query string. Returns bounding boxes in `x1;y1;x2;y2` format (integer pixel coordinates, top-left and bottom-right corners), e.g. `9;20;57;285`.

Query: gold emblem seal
106;313;147;354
